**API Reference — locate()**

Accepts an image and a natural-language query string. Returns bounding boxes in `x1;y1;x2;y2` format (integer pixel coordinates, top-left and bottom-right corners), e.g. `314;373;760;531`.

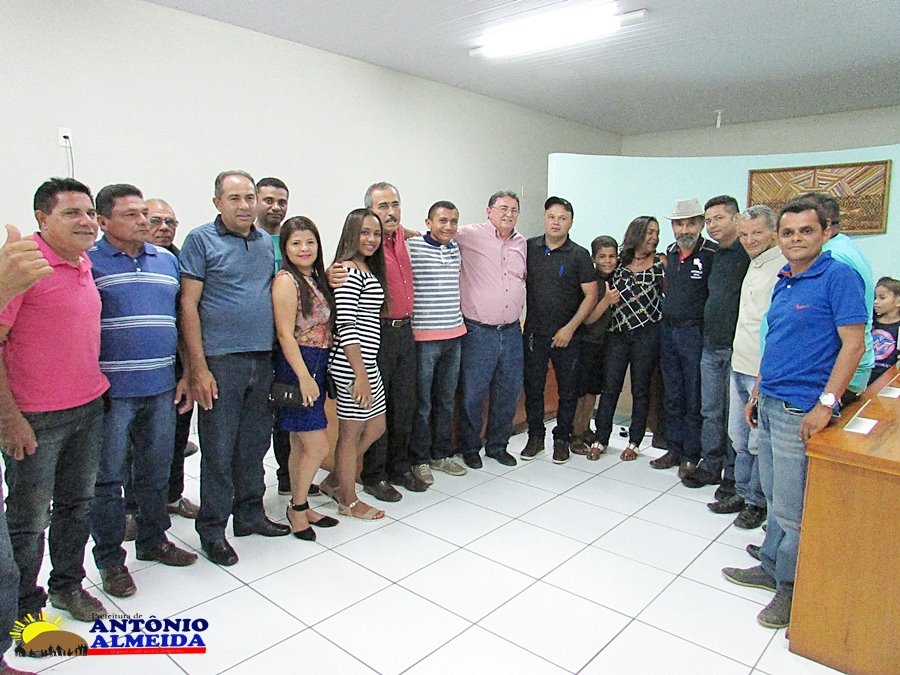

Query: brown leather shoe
649;450;679;470
137;540;198;567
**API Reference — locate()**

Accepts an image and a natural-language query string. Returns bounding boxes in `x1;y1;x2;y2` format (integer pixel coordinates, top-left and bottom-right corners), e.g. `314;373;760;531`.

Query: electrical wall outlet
58;127;72;147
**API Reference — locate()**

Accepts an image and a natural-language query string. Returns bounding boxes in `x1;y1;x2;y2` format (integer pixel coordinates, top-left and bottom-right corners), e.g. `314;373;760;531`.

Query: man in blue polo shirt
180;170;290;567
88;184;198;598
723;196;866;630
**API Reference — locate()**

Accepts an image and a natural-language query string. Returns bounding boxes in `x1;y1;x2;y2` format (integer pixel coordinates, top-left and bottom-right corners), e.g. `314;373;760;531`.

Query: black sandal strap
289;500;310;512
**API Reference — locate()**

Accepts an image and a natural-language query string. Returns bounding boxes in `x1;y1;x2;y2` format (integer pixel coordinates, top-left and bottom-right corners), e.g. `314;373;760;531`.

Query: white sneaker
430;458;467;477
412;463;434;485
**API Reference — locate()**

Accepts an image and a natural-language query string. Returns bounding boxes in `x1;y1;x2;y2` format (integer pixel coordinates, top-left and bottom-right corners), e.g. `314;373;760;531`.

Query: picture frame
747;160;891;234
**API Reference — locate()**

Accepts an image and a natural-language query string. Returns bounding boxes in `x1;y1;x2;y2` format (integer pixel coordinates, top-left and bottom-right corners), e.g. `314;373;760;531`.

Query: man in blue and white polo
89;184;198;599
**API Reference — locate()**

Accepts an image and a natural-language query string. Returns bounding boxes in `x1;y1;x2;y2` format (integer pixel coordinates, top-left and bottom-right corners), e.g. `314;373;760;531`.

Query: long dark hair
279;216;335;322
333;208;389;312
619;216;658;266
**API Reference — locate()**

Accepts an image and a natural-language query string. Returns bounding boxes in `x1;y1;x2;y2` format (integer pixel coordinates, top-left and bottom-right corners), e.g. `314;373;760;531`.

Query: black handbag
269;381;304;408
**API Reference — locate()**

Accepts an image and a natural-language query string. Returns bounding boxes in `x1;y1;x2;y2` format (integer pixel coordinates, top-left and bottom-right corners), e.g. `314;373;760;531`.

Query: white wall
621;106;900;157
0;0;619;254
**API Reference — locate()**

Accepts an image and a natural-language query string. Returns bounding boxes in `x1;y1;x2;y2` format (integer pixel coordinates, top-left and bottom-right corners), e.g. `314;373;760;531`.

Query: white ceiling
145;0;900;136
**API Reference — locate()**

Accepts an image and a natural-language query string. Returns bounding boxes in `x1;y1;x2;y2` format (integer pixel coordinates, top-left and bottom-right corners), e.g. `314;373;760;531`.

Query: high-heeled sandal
287;501;316;541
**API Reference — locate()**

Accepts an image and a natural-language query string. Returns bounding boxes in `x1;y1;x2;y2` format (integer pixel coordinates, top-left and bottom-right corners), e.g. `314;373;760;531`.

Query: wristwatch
818;392;837;408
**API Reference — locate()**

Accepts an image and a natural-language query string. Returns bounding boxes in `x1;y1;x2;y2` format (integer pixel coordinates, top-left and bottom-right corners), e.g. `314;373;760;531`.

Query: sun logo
10;613;64;643
11;612;89;657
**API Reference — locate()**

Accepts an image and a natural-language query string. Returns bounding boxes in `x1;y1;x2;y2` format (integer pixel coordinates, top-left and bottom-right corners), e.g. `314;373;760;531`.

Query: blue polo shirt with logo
759;251;867;412
88;237;180;398
179;216;274;356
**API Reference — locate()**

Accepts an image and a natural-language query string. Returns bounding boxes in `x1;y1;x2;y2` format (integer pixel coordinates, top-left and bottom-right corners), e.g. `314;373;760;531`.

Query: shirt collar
214;215;263;240
778;250;832;279
753;245;784;268
423;232;456;248
97;236;154;258
35;232;92;269
541;235;572;252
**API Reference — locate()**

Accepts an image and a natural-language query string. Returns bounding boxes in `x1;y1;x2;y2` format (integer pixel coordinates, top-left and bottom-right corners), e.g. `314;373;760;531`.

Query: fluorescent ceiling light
471;1;647;58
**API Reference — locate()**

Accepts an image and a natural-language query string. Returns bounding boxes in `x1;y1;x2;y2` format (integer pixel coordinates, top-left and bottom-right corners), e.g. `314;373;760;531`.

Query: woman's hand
299;373;320;407
351;376;373;409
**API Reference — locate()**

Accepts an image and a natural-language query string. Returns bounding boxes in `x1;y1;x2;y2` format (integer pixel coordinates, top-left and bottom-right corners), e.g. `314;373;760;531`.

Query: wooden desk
790;367;900;674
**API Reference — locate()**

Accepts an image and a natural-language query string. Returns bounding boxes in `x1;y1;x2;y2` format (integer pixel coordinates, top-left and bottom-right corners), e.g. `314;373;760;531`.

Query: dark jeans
92;391;175;570
168;403;193;503
196;352;273;545
361;322;416;483
3;397;104;615
699;346;735;480
660;322;703;463
410;338;462;463
458;320;524;456
1;465;19;659
523;332;580;441
594;323;660;445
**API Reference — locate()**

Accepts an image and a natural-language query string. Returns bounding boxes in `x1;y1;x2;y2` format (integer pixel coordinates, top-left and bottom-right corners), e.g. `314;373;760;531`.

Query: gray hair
214;170;255;198
488;190;519;208
742;204;777;230
364;182;400;208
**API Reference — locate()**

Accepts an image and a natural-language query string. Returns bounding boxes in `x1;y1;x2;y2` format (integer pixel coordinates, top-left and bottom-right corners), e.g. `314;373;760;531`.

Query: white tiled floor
4;425;843;674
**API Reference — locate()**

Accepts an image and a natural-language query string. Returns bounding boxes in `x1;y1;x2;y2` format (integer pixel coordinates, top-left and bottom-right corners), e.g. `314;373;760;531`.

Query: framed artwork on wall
747;160;891;234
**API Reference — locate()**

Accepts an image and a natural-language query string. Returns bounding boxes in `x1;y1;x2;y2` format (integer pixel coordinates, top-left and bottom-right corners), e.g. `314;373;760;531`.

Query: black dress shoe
706;493;745;514
390;471;428;492
649;450;679;470
682;466;721;488
734;504;767;530
202;539;239;566
233;517;291;537
363;479;403;502
714;479;736;501
746;543;761;561
462;452;483;469
677;461;699;480
486;450;517;466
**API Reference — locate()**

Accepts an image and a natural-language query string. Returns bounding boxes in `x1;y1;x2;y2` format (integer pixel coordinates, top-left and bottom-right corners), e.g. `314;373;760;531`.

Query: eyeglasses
492;205;520;215
149;217;178;228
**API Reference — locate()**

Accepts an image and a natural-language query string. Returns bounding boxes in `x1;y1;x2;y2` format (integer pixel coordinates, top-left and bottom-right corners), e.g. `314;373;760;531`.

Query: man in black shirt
684;195;750;490
650;198;718;477
521;197;598;464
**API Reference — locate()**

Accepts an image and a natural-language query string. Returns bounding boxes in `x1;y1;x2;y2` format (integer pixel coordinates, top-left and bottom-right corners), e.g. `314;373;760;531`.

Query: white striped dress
329;267;386;420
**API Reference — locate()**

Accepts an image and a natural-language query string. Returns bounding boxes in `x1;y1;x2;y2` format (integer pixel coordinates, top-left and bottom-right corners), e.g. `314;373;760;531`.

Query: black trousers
361;322;416;483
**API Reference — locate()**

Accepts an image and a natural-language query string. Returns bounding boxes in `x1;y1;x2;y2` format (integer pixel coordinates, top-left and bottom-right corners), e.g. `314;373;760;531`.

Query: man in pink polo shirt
456;190;528;468
0;178;110;626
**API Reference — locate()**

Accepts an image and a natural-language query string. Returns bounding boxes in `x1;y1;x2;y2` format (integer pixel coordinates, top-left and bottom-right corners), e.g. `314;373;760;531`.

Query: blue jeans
458;320;524;456
757;393;808;595
660;323;703;463
594;323;660;445
410;338;461;462
196;352;273;545
699;347;735;480
91;391;175;570
3;397;104;616
523;332;581;441
1;465;19;660
729;371;765;507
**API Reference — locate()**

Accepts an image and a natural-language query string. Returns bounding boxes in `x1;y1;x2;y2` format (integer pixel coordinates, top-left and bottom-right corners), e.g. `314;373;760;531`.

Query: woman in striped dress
322;208;388;520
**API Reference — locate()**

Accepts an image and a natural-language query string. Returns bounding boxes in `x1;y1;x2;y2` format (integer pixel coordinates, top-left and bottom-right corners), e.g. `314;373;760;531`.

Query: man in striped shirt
407;201;468;484
88;184;197;599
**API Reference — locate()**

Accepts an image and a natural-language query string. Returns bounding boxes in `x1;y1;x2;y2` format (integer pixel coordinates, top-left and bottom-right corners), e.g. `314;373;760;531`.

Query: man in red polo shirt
358;182;428;501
